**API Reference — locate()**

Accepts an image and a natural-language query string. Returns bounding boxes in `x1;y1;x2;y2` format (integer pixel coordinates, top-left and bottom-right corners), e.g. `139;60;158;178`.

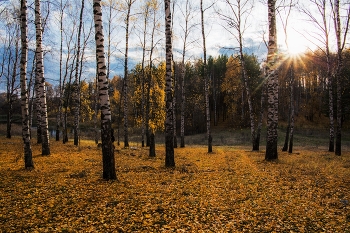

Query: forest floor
0;137;350;232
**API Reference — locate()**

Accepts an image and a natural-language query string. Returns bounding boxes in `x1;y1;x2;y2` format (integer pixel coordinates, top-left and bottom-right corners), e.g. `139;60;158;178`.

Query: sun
286;35;308;56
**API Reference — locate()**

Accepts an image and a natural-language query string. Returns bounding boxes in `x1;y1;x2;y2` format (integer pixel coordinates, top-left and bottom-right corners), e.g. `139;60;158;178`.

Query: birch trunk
146;9;157;147
265;0;278;160
93;0;116;180
35;0;50;155
173;64;177;148
334;0;345;156
141;4;149;148
164;0;175;167
123;1;135;149
20;0;34;169
282;66;292;152
73;0;85;146
288;63;295;153
200;0;212;153
180;61;185;148
6;29;19;139
255;79;266;151
56;0;66;142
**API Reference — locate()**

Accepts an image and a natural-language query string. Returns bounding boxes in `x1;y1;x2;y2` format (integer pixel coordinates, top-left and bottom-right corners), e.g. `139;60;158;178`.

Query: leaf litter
0;138;349;232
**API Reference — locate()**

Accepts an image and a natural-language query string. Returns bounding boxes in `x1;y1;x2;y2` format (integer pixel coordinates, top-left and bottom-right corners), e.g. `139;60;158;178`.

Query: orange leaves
0;138;350;231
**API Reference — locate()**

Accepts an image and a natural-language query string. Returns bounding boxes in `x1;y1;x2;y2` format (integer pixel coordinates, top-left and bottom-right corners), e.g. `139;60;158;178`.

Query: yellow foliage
1;137;349;232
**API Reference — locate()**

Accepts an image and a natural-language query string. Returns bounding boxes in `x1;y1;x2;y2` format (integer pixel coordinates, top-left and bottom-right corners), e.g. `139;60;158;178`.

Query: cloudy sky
0;0;344;87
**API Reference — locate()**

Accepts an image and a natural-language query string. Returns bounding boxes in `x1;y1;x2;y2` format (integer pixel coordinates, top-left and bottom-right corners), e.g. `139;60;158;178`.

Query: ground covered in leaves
1;137;350;232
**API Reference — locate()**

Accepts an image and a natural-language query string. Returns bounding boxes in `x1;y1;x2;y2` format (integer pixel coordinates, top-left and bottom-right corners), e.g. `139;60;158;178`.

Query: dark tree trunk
164;0;175;167
282;116;290;151
6;104;12;139
20;0;34;169
149;132;155;157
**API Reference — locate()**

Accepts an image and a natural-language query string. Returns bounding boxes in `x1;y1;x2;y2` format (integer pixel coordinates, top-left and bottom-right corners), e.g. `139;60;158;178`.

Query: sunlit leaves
0;138;349;231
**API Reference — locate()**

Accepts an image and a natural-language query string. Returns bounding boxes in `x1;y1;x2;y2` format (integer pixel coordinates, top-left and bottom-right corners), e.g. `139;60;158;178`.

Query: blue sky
0;0;344;89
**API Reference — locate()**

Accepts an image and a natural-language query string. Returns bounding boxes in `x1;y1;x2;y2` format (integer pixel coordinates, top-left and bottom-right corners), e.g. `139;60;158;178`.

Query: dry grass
0;136;350;232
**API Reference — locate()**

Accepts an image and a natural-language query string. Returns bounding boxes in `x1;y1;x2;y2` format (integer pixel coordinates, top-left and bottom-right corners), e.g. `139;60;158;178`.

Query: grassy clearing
0;137;350;232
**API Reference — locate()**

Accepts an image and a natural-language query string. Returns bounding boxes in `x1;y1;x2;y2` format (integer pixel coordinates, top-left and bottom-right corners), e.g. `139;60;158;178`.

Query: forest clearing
1;130;350;232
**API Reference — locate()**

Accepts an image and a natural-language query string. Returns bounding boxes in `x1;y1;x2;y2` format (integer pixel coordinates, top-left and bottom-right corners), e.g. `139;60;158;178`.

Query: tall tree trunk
180;60;186;147
141;4;149;148
123;1;134;149
334;0;346;156
173;63;177;148
93;0;116;180
56;0;65;142
28;56;36;138
318;0;334;152
200;0;212;153
6;87;12;140
146;9;157;147
35;0;50;155
171;1;177;149
265;0;278;161
164;0;175;167
73;0;85;146
288;63;295;153
282;66;292;152
7;29;19;139
254;80;266;151
149;132;156;157
20;0;34;169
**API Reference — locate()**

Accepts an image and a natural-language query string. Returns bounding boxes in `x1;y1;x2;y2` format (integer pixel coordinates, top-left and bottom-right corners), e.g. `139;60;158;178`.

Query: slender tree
93;0;116;180
20;0;34;169
178;0;195;148
265;0;279;160
140;2;150;147
123;0;136;148
164;0;175;167
35;0;50;155
73;0;85;146
200;0;213;153
288;64;295;153
146;1;161;147
278;0;295;152
4;23;20;139
302;0;334;152
217;0;262;151
333;0;350;155
56;0;66;142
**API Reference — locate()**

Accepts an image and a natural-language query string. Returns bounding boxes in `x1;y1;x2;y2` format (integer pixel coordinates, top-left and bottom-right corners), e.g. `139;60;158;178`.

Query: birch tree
164;0;175;167
73;0;85;146
35;0;50;155
200;0;214;153
265;0;279;160
55;0;67;141
93;0;116;180
139;1;150;147
2;19;20;139
122;0;136;148
278;0;296;153
301;0;334;152
217;0;264;151
20;0;34;169
178;0;196;148
332;0;350;156
145;0;161;147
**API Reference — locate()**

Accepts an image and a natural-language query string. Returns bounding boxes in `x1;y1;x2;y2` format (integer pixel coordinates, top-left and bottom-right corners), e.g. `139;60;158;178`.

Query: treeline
3;50;349;142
